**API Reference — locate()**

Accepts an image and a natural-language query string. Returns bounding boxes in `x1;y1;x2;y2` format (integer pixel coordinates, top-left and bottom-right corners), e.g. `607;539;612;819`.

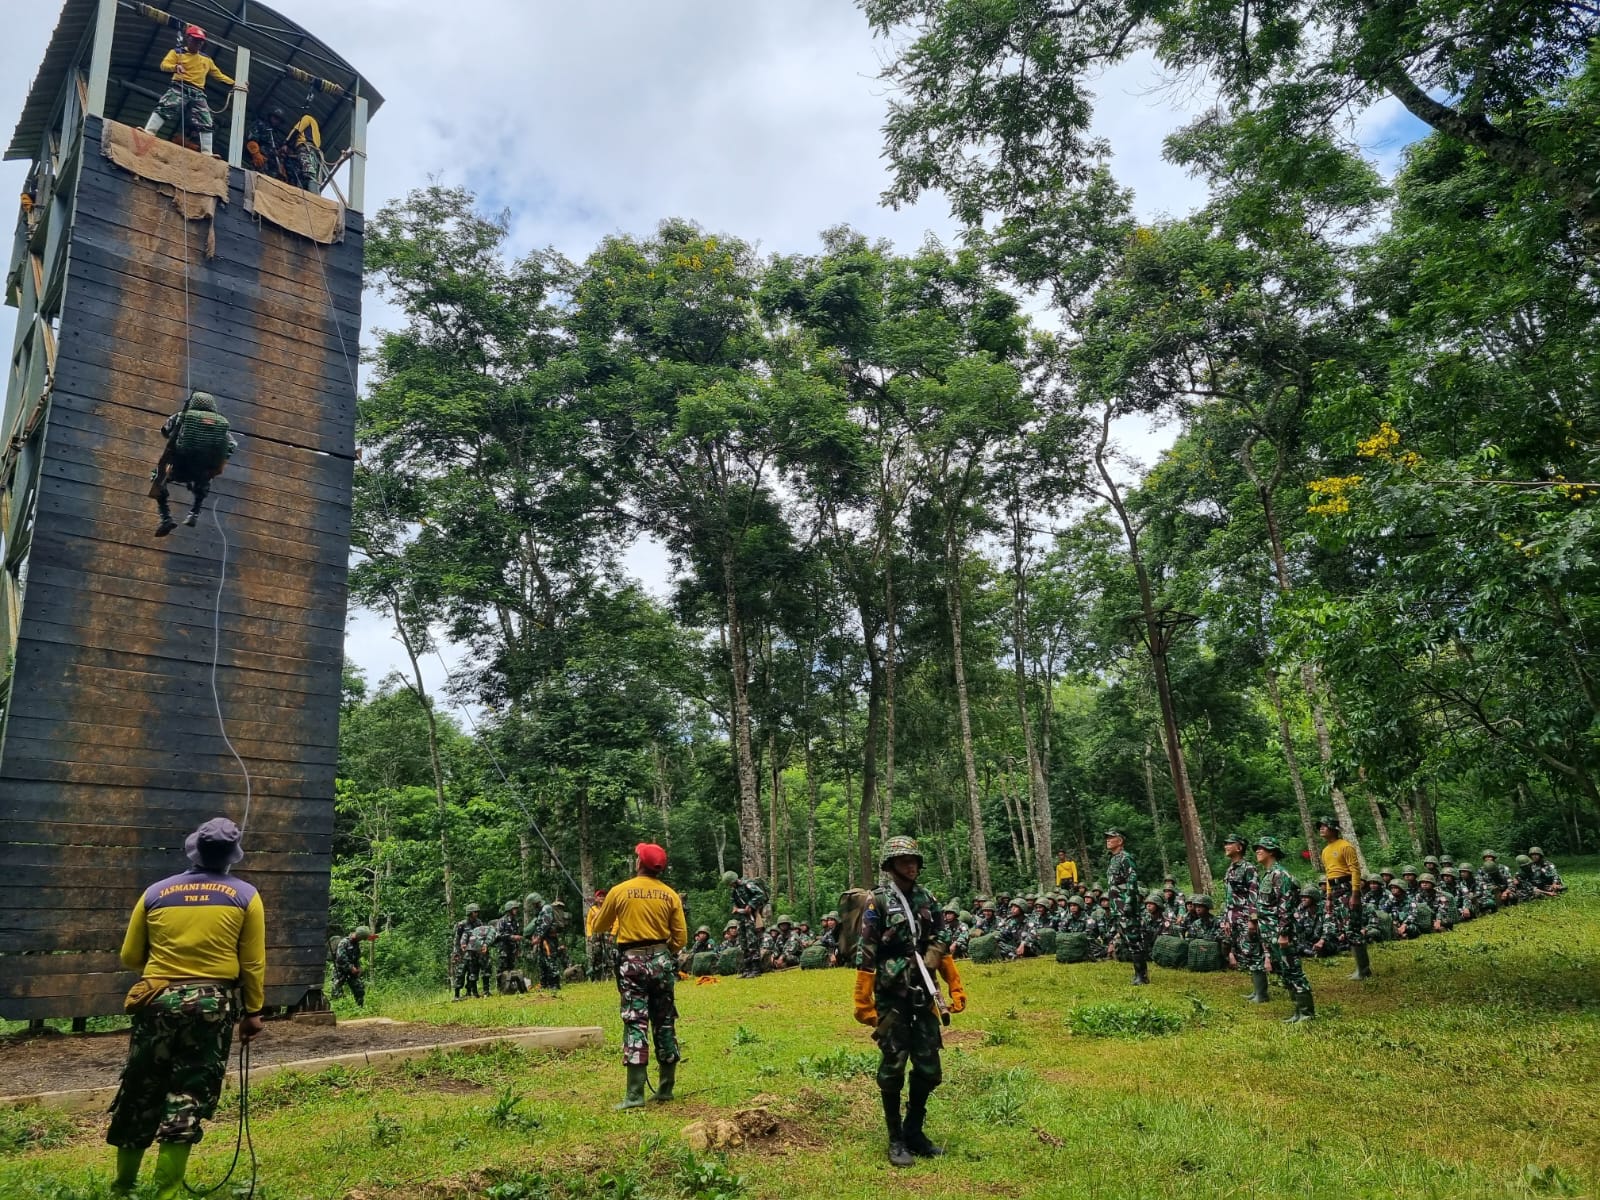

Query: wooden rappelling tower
0;0;380;1019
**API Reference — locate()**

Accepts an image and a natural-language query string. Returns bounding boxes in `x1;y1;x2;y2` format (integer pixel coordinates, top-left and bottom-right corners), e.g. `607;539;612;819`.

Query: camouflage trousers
736;915;762;974
331;966;364;1005
534;938;562;990
587;935;615;982
152;84;214;135
616;947;679;1067
1223;911;1265;972
1330;880;1364;947
872;996;943;1094
107;983;234;1148
1259;919;1312;998
463;950;491;995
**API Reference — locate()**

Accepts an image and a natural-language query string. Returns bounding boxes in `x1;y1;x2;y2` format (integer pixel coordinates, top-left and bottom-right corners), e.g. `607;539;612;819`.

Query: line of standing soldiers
449;895;570;998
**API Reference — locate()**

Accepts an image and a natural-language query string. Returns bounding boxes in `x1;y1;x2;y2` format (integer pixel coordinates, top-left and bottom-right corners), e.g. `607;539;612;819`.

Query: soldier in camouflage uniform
941;905;970;958
1161;882;1185;929
590;843;686;1109
526;895;565;991
1295;884;1326;958
1061;895;1091;935
1527;848;1565;894
450;903;483;999
151;391;237;537
1103;829;1148;985
332;927;372;1006
993;901;1039;959
764;916;803;968
1438;867;1471;922
492;900;525;993
1252;837;1314;1022
854;835;967;1168
107;818;264;1199
1183;895;1222;940
679;925;714;972
1141;896;1168;953
1418;874;1453;930
1391;880;1428;938
819;911;841;965
969;900;996;935
1219;833;1267;1002
722;870;768;978
1509;855;1540;902
463;918;495;996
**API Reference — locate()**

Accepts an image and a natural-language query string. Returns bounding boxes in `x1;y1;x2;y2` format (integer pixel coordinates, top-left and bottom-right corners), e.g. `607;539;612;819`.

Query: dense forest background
332;0;1599;980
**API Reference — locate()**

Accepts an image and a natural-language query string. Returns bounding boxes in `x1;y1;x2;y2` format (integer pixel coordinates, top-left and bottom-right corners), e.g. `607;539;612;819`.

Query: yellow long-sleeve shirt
589;874;687;953
1321;838;1360;892
120;868;267;1012
1055;860;1079;886
159;49;234;89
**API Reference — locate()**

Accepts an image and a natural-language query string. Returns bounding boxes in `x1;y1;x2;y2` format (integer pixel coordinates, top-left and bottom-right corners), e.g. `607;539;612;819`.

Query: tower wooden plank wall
0;115;360;1019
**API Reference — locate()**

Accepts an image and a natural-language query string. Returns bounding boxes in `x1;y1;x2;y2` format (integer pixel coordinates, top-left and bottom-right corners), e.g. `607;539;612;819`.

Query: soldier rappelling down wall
141;25;245;158
150;391;236;537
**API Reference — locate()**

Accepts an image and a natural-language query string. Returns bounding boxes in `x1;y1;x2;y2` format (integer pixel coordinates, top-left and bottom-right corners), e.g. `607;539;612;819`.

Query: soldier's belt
618;940;669;953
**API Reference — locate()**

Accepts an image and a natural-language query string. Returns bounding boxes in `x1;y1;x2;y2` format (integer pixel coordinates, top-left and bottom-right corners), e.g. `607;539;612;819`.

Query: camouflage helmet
721;871;738;886
777;914;794;927
1458;864;1476;875
1440;856;1454;866
502;900;520;913
465;902;481;913
959;910;974;924
1528;846;1545;857
1143;896;1162;908
1222;831;1248;848
943;904;959;915
1195;895;1214;908
352;925;371;938
696;925;711;936
1067;895;1084;908
1361;873;1379;884
1423;855;1440;865
725;920;740;931
1379;867;1395;877
524;892;544;910
1253;835;1284;854
188;390;218;412
1388;879;1407;890
1418;873;1436;884
1515;854;1532;865
1316;815;1338;830
1401;864;1418;876
823;911;839;922
982;901;997;913
880;835;923;869
1440;866;1457;877
1481;850;1498;860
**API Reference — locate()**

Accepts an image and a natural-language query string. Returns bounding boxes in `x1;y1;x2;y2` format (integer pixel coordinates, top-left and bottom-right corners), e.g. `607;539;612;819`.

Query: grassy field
4;866;1598;1200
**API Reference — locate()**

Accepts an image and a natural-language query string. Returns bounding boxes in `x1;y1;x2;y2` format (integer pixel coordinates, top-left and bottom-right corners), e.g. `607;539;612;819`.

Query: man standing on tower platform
142;25;244;158
106;818;264;1199
589;842;687;1110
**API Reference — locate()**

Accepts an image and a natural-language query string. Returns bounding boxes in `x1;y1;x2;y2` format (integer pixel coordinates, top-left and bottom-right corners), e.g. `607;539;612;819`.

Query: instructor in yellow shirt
589;842;687;1109
1318;815;1372;981
107;817;265;1199
1054;850;1079;887
141;25;245;157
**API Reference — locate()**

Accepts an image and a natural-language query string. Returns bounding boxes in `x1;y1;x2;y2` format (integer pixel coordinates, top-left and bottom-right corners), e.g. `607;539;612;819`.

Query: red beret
636;842;667;871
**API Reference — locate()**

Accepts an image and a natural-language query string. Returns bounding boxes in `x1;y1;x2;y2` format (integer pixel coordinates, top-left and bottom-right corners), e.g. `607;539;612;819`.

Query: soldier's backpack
1186;938;1223;972
1152;934;1190;970
716;948;740;976
834;888;874;967
1057;931;1090;964
799;943;831;970
1033;928;1058;958
967;933;1001;964
173;408;233;472
691;951;720;976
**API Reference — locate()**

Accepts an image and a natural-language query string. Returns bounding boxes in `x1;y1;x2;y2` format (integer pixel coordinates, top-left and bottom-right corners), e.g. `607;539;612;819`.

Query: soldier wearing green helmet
1183;894;1222;940
1219;832;1265;998
1478;850;1511;900
818;910;842;966
1527;847;1565;895
722;869;767;978
332;926;376;1007
1102;828;1148;985
492;900;525;994
1252;836;1314;1022
763;915;803;969
450;902;485;1000
854;835;967;1167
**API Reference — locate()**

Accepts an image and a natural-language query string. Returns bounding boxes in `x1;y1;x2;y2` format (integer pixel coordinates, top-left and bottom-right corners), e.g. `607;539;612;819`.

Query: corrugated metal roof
7;0;384;163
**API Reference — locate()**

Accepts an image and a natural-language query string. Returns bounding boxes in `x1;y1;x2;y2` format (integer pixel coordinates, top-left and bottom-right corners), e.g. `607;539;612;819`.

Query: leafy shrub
730;1025;760;1047
795;1047;877;1080
1066;1000;1185;1039
0;1106;75;1156
369;1111;403;1147
482;1084;539;1132
972;1067;1036;1123
671;1147;747;1199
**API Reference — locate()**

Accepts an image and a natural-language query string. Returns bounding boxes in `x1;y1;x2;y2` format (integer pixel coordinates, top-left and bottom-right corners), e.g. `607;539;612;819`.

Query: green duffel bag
1033;928;1057;958
717;948;740;976
1186;938;1223;972
1056;931;1089;964
1412;903;1435;933
968;934;1001;964
799;944;830;970
691;951;719;976
1152;935;1189;970
1375;911;1396;942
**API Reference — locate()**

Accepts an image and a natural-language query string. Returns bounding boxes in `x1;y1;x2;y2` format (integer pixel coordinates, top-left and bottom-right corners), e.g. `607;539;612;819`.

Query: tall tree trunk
518;831;531;896
1094;409;1210;892
945;514;992;893
1416;786;1442;858
841;734;857;888
652;742;673;853
996;764;1024;875
782;767;795;908
714;821;727;878
805;735;819;920
722;548;766;877
1142;740;1174;878
577;787;594;901
1355;766;1393;852
1010;502;1053;889
1392;790;1423;856
882;557;898;846
388;593;454;923
1247;444;1367;873
1264;669;1319;858
860;662;883;873
768;731;780;889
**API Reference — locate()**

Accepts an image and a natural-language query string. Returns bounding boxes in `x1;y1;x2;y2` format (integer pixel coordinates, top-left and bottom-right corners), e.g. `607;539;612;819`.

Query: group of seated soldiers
930;846;1565;963
676;912;844;972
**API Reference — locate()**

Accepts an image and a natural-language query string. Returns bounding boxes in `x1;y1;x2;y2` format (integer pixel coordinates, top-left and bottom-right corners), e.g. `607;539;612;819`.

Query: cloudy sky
0;1;1426;706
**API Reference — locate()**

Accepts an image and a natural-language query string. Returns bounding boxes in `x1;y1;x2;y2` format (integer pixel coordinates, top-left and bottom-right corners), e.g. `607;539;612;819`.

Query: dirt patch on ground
942;1027;987;1045
0;1019;516;1097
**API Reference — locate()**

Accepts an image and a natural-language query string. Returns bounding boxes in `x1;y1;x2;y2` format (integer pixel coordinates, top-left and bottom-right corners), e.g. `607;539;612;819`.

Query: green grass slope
4;865;1598;1200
